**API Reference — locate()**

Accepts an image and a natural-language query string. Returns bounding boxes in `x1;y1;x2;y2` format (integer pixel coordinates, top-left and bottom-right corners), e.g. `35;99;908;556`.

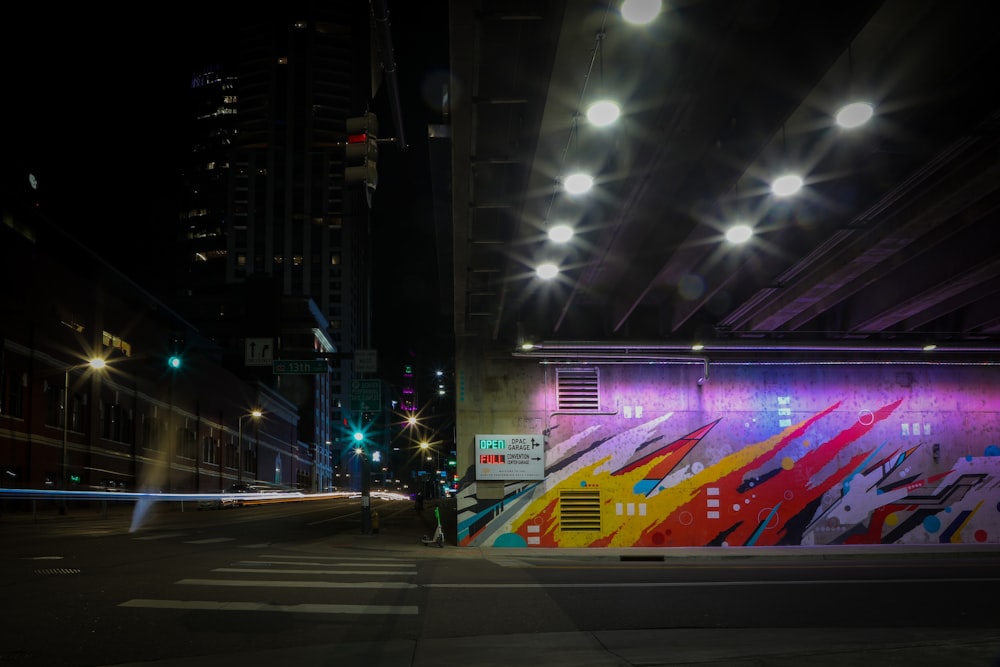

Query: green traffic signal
168;355;182;369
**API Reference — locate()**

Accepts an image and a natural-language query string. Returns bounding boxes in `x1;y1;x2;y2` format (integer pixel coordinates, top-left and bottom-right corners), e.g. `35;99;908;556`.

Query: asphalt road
2;496;999;667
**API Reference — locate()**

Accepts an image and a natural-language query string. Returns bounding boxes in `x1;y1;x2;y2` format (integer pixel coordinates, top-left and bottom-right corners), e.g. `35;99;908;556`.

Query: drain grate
34;568;81;575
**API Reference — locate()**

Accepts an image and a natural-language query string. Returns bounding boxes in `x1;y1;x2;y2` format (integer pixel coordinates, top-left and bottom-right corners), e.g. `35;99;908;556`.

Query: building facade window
227;435;238;469
44;381;62;428
178;426;197;459
0;367;26;419
202;434;218;465
100;400;133;443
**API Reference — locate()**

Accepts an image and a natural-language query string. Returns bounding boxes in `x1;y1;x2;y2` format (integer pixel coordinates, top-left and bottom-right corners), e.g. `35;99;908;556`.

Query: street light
237;410;262;486
61;357;106;513
419;440;441;498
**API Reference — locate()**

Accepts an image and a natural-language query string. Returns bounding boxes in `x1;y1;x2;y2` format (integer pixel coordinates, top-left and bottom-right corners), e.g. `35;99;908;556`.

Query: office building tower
171;5;387;491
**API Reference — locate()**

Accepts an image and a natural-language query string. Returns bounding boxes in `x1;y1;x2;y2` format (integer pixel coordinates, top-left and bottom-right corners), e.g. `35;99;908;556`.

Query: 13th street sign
272;359;329;374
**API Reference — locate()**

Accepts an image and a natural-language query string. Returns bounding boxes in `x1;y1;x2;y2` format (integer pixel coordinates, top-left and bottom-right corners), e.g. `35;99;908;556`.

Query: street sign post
272;359;329;375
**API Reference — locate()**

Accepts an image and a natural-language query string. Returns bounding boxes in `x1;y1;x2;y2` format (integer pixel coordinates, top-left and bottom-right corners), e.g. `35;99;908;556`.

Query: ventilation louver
559;489;601;532
556;367;600;411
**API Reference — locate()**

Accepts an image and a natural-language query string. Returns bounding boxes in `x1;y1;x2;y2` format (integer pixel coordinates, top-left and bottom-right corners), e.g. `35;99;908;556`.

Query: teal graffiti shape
493;533;528;548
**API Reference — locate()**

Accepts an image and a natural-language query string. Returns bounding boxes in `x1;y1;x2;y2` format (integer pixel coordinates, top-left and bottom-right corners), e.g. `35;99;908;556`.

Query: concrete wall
455;345;1000;548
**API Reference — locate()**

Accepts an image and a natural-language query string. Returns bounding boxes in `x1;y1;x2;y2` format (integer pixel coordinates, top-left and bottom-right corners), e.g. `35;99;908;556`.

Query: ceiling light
621;0;662;25
835;101;874;129
586;100;620;127
563;172;594;195
536;263;559;279
691;343;704;351
725;224;753;244
922;343;938;351
771;174;803;197
548;224;574;243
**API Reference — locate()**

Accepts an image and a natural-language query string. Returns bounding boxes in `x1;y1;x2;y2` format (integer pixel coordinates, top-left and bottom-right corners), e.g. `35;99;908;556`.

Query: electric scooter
421;506;445;547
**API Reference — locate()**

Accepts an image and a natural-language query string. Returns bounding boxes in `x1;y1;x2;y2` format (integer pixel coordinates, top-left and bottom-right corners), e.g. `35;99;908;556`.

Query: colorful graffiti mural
458;397;1000;548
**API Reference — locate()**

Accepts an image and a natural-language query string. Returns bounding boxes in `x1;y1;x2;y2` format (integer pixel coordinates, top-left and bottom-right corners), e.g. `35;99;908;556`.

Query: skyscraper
171;5;390;491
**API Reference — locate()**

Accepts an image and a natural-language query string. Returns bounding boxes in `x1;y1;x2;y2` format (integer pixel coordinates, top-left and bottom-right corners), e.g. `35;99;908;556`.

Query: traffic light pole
352;413;374;535
360;446;373;535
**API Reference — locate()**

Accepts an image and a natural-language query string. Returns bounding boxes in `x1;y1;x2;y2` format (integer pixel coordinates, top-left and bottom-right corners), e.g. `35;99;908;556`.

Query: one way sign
245;338;274;367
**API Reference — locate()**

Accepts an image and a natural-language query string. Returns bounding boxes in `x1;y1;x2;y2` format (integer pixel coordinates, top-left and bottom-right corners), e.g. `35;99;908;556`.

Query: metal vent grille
556;367;600;411
559;489;602;532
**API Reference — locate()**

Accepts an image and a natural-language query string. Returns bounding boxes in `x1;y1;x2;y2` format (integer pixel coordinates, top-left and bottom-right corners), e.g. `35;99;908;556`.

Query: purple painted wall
457;363;1000;548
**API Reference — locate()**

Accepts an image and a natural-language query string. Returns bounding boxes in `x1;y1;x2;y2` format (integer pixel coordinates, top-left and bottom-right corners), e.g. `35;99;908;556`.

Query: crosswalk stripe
212;567;416;576
236;559;415;568
177;578;417;589
263;555;409;562
185;538;236;544
119;599;418;615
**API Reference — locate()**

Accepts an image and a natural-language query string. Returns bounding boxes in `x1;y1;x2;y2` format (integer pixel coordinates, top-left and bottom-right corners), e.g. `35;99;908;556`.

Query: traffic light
168;332;185;371
345;112;378;193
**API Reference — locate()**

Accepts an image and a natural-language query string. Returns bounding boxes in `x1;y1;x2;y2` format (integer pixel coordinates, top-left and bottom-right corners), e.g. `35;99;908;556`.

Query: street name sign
272;359;329;374
354;349;377;373
474;433;545;480
351;379;381;411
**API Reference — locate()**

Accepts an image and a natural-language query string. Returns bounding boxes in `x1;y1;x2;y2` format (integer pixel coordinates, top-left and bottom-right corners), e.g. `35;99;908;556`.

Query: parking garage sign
475;434;545;480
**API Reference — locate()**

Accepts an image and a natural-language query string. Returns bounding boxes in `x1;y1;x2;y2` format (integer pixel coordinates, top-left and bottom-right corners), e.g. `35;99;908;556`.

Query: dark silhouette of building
167;6;400;491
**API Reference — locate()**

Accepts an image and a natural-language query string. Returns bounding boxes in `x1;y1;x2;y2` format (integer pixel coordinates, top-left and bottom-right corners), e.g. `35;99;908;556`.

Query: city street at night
3;495;999;667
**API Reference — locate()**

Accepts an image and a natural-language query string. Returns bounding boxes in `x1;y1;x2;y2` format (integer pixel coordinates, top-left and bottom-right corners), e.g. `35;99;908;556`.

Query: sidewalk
303;500;1000;667
322;500;1000;667
132;627;1000;667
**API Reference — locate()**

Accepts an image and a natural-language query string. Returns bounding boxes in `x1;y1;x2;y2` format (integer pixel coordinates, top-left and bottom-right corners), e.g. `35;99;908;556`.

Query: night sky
2;3;453;377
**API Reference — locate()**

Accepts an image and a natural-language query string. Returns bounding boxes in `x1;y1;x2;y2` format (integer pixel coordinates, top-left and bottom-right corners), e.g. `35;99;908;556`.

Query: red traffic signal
345;113;378;192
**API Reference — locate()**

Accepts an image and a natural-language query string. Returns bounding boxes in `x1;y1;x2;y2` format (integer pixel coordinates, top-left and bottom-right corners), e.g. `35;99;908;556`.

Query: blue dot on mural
579;480;588;487
984;444;1000;457
492;533;528;548
923;515;941;533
